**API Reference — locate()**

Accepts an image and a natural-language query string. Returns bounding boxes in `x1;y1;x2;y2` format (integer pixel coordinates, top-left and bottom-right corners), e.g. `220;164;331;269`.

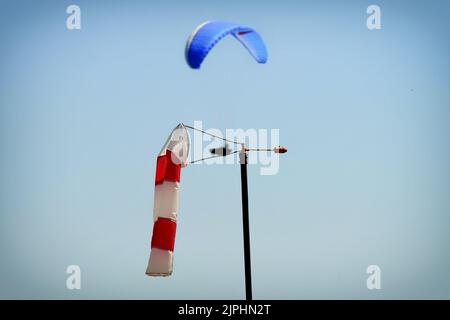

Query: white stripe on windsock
146;248;174;276
153;181;179;222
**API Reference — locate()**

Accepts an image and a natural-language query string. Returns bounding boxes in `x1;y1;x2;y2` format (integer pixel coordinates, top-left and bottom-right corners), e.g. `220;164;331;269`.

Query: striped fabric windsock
146;124;190;276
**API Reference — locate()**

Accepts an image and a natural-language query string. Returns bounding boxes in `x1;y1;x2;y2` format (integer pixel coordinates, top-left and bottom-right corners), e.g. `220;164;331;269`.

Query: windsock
146;124;190;276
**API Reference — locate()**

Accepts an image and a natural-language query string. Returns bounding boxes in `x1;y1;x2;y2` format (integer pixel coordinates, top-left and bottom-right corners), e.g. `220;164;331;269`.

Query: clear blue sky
0;0;449;299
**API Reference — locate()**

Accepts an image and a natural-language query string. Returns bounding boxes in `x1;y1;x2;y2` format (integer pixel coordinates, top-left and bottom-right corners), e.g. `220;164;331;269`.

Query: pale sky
0;0;449;299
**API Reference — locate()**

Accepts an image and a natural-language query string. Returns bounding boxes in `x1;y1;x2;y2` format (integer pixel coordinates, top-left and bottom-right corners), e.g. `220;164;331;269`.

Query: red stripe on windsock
155;150;181;185
151;217;177;251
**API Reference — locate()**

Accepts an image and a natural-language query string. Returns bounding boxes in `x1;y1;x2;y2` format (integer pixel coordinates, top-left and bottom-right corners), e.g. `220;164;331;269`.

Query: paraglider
185;21;268;69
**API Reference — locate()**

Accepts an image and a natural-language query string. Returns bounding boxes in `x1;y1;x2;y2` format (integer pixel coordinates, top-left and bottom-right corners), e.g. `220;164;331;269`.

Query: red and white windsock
146;124;190;276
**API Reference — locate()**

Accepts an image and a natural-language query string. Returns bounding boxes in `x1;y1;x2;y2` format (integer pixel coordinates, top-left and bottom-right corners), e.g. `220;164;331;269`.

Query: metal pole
239;147;252;300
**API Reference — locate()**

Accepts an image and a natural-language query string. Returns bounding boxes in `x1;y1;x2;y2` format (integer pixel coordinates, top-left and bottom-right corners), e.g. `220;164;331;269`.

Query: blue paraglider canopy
185;21;268;69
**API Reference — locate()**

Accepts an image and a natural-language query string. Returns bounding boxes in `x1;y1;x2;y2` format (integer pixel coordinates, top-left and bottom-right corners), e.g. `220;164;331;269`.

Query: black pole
240;149;252;300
